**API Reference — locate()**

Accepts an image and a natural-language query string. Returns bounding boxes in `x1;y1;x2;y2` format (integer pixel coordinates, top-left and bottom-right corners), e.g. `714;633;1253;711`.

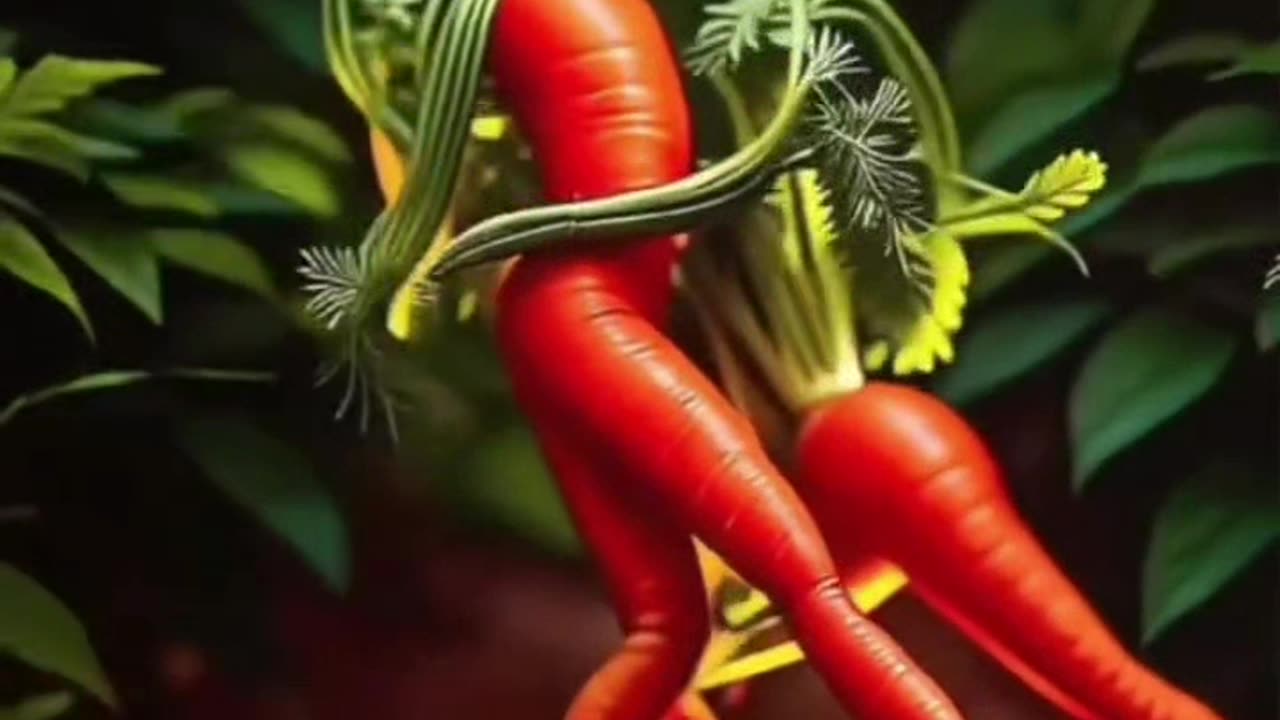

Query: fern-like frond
686;0;783;76
298;243;374;331
803;27;865;85
940;150;1108;276
811;75;933;286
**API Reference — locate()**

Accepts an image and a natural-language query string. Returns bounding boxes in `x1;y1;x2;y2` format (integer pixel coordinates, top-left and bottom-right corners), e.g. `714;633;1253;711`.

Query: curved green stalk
419;0;835;280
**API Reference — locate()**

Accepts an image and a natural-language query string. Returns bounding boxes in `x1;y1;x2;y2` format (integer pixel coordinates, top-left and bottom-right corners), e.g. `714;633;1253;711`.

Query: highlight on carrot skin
5;2;1271;720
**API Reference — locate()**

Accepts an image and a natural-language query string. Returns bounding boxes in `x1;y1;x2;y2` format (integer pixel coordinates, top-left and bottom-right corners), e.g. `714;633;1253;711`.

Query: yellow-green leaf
0;55;159;118
1069;308;1237;489
0;217;90;338
100;173;220;217
1142;463;1280;643
57;229;162;324
148;229;274;297
0;564;118;709
245;106;349;163
223;144;339;217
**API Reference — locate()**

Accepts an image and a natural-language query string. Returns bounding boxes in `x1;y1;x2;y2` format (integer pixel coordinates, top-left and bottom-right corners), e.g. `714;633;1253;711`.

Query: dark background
0;1;1276;718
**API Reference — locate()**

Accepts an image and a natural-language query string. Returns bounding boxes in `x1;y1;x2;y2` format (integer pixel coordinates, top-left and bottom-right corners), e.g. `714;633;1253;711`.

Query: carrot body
796;382;1223;720
486;1;961;718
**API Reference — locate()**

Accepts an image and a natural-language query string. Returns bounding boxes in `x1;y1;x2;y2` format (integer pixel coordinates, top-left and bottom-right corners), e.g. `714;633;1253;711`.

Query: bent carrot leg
527;407;710;720
797;384;1222;720
498;266;962;720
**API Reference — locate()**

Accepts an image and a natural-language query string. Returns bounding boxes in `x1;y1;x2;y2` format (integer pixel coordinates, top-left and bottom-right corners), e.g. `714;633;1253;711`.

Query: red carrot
796;382;1223;720
484;1;961;718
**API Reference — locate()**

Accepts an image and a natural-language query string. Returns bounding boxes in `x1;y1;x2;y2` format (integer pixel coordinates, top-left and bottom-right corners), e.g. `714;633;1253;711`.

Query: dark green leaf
948;0;1151;171
223;144;339;217
0;217;90;338
1142;463;1280;643
968;73;1117;177
1212;40;1280;80
459;425;580;557
1069;308;1237;489
1258;292;1280;351
71;99;186;144
1138;33;1256;72
178;414;350;592
233;0;327;73
1079;0;1156;64
0;56;159;118
946;0;1076;126
57;229;162;324
200;182;303;216
935;299;1111;405
101;173;220;217
971;104;1280;299
1139;105;1280;187
148;229;274;296
0;692;75;720
1148;222;1276;276
0;564;117;708
151;88;237;127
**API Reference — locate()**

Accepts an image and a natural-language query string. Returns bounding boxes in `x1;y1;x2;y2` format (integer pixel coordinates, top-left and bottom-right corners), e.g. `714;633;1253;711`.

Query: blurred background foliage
0;1;1275;719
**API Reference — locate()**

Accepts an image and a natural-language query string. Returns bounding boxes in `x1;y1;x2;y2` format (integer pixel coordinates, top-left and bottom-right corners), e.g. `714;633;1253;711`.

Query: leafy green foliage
686;0;787;76
935;298;1110;405
1137;105;1280;187
0;215;90;337
0;564;117;709
1142;463;1280;643
1146;222;1276;277
0;48;348;329
177;414;352;592
0;693;75;720
99;173;220;218
148;229;275;297
1140;35;1280;80
975;105;1280;300
1068;308;1237;489
946;0;1156;175
56;229;163;324
0;56;158;180
224;144;340;218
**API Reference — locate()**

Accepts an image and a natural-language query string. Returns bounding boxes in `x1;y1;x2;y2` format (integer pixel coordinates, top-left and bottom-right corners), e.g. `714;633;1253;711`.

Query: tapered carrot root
529;412;711;720
490;1;962;716
796;383;1223;720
